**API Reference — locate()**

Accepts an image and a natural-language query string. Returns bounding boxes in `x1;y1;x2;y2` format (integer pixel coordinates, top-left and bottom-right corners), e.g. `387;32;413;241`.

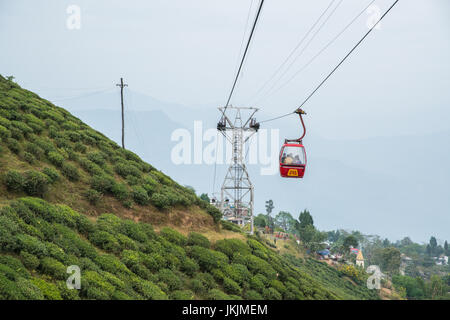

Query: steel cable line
214;0;263;194
50;88;114;102
246;0;339;105
233;0;255;77
223;0;265;110
259;0;400;124
259;0;377;103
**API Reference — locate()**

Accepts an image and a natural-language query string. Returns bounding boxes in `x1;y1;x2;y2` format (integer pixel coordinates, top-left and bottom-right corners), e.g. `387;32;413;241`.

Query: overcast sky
1;0;449;242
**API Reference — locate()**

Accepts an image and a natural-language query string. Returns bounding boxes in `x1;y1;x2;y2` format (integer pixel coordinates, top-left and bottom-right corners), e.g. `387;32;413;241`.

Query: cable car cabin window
281;146;305;166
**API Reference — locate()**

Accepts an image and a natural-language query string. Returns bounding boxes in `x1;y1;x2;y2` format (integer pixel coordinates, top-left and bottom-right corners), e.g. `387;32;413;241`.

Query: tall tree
444;240;449;255
275;211;295;232
342;235;359;252
199;193;210;203
298;210;314;229
426;244;432;256
373;247;401;274
400;237;413;247
429;236;438;255
254;214;267;228
265;200;274;216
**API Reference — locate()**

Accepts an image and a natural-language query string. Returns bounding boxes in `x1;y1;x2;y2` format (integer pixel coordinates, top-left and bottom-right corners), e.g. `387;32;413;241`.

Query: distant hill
0;75;380;300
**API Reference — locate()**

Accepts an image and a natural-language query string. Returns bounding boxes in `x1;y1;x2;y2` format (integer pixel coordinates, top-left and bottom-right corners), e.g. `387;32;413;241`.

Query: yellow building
356;250;364;268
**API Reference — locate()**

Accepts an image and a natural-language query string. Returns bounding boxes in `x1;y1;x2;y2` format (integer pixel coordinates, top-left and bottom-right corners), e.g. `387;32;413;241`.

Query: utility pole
116;78;128;149
217;106;260;235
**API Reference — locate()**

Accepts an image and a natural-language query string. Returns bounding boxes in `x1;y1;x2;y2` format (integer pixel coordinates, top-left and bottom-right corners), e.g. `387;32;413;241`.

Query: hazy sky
1;0;449;139
1;0;449;242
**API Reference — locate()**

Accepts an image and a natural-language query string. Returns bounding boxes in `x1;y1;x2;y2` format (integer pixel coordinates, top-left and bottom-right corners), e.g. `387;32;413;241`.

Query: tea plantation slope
0;75;221;226
0;76;379;300
0;198;380;300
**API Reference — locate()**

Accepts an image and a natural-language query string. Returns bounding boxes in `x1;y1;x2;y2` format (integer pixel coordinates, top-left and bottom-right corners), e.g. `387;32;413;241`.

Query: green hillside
0;75;379;300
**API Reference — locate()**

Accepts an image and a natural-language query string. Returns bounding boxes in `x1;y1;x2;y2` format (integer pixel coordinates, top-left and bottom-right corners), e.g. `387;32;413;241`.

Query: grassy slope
0;75;379;300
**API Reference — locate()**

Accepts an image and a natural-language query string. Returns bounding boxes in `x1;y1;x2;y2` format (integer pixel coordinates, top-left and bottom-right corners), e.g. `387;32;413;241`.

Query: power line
259;0;400;124
296;0;399;110
233;0;255;77
261;0;377;102
224;0;265;110
247;0;340;105
50;88;114;102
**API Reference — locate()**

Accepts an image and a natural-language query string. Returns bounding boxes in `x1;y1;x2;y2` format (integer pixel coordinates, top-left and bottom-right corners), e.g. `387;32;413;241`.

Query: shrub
40;257;66;280
0;255;30;278
61;162;80;181
25;142;44;160
262;287;282;300
245;255;277;279
181;258;199;276
42;167;59;183
157;268;182;291
214;239;251;259
150;193;170;209
126;175;140;186
23;171;49;196
48;151;64;167
44;241;67;262
160;227;187;246
20;251;40;270
195;273;217;291
0;215;21;251
142;176;158;195
190;279;206;294
249;275;266;293
89;231;121;254
132;186;150;205
16;278;45;300
74;142;87;153
121;250;140;269
244;289;263;300
81;270;115;299
56;280;80;300
23;151;36;164
133;279;167;300
4;170;24;192
187;232;210;248
223;277;242;295
114;161;141;178
223;263;251;285
119;220;149;243
84;189;102;205
207;205;223;223
87;152;106;166
0;124;10;139
94;254;131;275
6;138;20;153
141;253;166;272
207;289;230;300
221;220;241;232
170;290;195;300
31;278;62;300
79;158;103;176
189;246;229;272
111;183;129;201
91;174;115;194
270;279;286;296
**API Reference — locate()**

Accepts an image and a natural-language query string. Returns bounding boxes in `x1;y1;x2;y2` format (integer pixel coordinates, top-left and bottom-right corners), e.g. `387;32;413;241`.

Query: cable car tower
217;106;260;234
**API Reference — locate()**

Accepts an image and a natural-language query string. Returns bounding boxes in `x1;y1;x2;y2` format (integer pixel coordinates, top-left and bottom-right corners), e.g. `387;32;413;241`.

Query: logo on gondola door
287;169;298;177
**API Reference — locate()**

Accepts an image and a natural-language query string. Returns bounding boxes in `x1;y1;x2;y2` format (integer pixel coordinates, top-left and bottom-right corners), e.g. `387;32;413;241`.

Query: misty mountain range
42;89;450;243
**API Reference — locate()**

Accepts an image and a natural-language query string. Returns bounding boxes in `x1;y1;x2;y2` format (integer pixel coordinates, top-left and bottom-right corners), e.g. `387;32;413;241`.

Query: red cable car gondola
279;108;307;178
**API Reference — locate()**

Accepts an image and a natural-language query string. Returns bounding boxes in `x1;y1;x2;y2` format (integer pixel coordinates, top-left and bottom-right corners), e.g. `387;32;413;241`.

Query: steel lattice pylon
217;106;259;235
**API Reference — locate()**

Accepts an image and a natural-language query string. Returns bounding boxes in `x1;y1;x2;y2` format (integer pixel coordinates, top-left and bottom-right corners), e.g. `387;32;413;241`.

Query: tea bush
4;170;24;192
